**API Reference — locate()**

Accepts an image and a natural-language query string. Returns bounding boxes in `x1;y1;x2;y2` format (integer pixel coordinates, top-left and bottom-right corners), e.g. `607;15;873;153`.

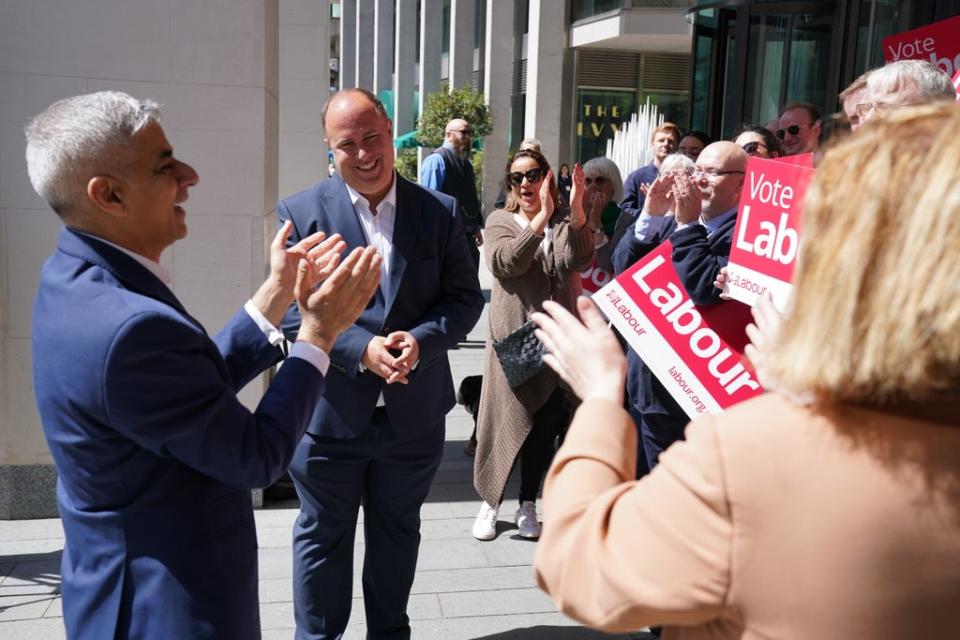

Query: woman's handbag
492;320;545;389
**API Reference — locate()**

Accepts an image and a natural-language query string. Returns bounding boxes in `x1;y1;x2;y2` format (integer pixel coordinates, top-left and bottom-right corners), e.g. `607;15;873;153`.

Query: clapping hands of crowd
567;163;587;230
531;298;627;406
642;173;675;216
670;172;701;225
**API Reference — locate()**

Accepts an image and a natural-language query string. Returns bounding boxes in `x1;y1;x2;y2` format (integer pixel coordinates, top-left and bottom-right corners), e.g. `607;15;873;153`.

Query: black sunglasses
508;168;546;186
742;141;767;154
775;123;812;139
584;176;607;186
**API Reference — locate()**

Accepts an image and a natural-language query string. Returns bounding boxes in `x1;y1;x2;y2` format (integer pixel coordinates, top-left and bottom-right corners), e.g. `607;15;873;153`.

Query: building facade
688;0;960;138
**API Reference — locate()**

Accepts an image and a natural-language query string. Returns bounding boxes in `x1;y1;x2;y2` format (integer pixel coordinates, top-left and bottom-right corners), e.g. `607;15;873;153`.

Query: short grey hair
659;152;697;176
583;157;624;203
866;60;956;104
24;91;161;216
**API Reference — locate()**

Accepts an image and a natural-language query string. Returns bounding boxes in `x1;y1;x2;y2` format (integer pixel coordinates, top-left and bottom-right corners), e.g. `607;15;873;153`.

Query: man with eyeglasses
855;60;956;126
776;102;821;156
612;141;748;473
420;118;484;271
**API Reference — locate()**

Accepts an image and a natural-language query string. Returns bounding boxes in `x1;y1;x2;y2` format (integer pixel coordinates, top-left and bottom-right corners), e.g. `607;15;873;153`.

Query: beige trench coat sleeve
534;399;732;633
484;214;545;279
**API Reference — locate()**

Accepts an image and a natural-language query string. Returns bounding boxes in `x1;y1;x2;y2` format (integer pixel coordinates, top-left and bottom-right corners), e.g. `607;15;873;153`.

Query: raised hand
252;221;347;327
295;246;382;353
671;173;701;224
744;292;785;391
568;164;587;229
531;298;626;405
642;174;675;216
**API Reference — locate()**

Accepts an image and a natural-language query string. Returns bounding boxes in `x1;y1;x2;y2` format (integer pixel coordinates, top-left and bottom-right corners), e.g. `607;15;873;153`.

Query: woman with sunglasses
472;149;594;542
733;125;781;159
582;157;625;272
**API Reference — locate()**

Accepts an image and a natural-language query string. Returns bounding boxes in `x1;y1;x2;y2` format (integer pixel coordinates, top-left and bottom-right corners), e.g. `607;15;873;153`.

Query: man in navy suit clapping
27;91;381;640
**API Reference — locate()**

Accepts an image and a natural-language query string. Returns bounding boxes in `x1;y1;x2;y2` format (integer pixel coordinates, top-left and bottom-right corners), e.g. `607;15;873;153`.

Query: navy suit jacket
619;162;659;220
32;228;326;639
612;213;739;416
278;173;485;439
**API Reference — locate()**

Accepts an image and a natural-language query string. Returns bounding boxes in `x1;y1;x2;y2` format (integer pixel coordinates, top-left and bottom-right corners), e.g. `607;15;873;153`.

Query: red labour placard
594;242;763;418
723;156;814;310
882;16;960;81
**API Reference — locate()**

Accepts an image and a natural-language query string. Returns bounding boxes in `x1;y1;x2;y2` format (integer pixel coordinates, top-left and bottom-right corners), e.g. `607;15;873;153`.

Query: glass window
690;9;717;132
784;12;833;111
641;91;689;132
575;88;636;163
745;14;789;128
855;0;909;73
571;0;623;22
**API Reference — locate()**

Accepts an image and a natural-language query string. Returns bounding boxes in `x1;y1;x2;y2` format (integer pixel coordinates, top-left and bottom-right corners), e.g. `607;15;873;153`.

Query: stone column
449;0;476;90
524;0;567;166
279;0;330;199
339;0;356;89
355;0;374;89
373;0;395;97
482;0;514;213
394;0;417;137
418;0;443;167
0;0;281;518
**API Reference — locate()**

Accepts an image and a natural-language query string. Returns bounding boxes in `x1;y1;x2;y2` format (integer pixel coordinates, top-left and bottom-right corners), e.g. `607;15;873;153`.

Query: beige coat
473;209;594;506
535;393;960;638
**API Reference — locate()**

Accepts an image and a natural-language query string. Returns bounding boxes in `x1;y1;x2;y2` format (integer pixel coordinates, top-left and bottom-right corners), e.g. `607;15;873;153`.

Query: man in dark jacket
420;118;484;270
613;141;747;471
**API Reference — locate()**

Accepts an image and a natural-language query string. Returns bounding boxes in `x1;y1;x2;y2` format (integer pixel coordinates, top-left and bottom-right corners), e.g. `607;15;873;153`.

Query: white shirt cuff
634;212;667;241
289;341;331;376
243;300;285;347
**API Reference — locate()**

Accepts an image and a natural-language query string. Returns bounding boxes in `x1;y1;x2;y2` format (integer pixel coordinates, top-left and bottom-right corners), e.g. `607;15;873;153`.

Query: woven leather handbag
492;320;545;389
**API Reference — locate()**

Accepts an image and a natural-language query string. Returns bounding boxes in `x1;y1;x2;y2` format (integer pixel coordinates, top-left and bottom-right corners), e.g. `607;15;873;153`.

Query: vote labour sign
580;257;613;294
723;157;814;309
882;16;960;84
594;242;763;418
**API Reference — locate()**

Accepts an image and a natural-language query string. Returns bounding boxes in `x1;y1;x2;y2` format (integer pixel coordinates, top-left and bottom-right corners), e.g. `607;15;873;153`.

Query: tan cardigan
473;208;594;506
535;393;960;639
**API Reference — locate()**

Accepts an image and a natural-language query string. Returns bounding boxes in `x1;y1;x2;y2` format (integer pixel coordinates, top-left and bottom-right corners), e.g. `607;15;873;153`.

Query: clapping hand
671;173;701;224
642;174;675;216
568;164;587;229
295;246;382;353
531;298;626;405
744;292;785;391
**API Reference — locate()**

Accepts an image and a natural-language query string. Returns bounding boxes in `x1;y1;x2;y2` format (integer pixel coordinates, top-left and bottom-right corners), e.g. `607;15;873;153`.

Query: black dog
457;375;482;456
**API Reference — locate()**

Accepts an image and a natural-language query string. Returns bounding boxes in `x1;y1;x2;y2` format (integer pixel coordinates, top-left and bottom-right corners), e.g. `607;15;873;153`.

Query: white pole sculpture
606;98;663;179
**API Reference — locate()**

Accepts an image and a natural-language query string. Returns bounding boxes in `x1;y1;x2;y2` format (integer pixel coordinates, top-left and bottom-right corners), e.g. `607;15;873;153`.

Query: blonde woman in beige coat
471;149;594;541
531;102;960;638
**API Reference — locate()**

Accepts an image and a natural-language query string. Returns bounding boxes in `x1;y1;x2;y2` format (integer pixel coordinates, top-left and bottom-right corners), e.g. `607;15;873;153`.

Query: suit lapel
386;176;421;314
322;175;369;251
58;228;200;326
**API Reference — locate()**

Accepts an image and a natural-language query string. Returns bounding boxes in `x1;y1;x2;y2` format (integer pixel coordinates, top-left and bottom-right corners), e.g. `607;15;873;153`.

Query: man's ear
87;176;127;219
813;119;823;137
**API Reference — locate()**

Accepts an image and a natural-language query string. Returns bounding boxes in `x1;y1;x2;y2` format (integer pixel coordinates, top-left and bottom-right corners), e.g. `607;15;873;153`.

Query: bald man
420;117;484;270
278;89;484;639
613;142;748;473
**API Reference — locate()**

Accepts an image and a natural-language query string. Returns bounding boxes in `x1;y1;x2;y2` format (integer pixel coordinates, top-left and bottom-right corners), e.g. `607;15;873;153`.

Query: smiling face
325;91;395;207
118;122;198;260
509;155;546;215
694;142;747;218
778;107;821;155
735;131;773;158
652;131;678;164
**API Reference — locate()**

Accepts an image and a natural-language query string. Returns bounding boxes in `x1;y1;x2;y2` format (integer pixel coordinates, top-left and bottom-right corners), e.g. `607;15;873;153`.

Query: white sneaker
472;501;499;541
515;501;541;539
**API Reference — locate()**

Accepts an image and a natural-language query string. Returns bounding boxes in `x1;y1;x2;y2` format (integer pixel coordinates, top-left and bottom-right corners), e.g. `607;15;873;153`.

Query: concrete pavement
0;257;654;639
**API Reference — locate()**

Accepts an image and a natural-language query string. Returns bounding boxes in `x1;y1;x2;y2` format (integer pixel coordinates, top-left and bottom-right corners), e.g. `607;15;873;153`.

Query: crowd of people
23;56;959;640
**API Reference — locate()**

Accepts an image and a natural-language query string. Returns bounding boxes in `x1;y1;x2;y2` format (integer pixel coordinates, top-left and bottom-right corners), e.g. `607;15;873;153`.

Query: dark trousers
289;411;445;640
638;411;687;472
517;388;569;503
